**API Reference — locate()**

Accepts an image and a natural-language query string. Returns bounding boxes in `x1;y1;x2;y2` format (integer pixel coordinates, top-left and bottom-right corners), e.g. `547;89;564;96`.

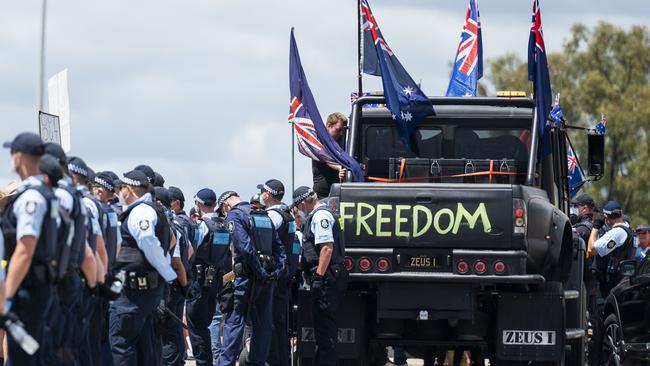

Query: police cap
68;156;90;178
217;190;238;209
3;132;45;156
94;171;116;191
134;164;155;183
43;142;67;166
293;186;315;206
195;188;217;206
571;194;595;207
636;224;650;233
257;179;285;199
168;186;185;203
120;170;149;188
153;172;165;187
154;187;171;208
103;171;121;189
39;154;64;184
602;200;622;216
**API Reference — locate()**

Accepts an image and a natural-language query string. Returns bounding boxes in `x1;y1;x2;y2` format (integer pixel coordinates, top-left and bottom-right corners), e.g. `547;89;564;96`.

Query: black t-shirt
312;160;339;199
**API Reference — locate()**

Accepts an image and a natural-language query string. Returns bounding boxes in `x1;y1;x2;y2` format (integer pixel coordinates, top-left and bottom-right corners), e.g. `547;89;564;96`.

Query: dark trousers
186;280;218;366
216;276;274;366
311;268;348;366
162;284;187;366
109;286;164;366
56;274;83;365
80;288;102;366
268;275;291;366
7;285;54;366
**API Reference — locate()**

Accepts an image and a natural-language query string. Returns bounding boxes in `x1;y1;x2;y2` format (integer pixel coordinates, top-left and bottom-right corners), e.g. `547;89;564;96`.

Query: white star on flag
401;111;413;122
402;86;414;96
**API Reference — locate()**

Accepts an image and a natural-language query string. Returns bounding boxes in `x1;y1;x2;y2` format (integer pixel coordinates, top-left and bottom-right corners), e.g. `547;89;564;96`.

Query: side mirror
619;259;637;277
587;133;605;177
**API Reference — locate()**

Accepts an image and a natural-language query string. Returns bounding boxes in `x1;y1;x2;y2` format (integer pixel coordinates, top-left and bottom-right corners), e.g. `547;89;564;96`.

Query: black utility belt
116;271;162;290
192;264;220;287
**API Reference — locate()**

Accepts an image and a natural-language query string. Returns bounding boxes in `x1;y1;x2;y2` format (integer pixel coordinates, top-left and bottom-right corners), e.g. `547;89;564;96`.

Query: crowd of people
0;130;348;366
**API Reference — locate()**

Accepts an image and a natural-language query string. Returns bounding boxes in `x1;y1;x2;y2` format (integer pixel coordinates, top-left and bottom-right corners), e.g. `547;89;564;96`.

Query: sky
0;0;648;203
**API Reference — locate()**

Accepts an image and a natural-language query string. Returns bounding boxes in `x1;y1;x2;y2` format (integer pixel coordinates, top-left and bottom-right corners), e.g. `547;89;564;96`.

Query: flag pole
291;120;295;196
357;0;363;95
38;0;48;112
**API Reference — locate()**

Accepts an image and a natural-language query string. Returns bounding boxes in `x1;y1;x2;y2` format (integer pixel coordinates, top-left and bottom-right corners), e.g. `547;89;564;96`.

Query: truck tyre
601;314;624;366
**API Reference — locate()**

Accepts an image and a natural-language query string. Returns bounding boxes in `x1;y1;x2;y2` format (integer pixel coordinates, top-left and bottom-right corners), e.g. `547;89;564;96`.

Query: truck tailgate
338;183;515;249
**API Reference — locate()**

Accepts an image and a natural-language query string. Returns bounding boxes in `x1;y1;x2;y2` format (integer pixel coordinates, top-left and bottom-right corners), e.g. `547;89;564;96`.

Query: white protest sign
48;69;70;152
39;111;61;145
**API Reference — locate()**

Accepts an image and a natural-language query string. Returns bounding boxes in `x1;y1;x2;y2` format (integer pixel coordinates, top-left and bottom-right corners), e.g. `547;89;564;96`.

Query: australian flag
446;0;483;97
289;29;364;182
361;0;435;149
567;144;586;198
528;0;552;159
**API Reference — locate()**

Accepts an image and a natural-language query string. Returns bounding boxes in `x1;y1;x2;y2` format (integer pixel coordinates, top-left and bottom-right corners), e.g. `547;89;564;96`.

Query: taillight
474;260;487;274
358;257;372;272
494;260;506;274
343;257;354;271
456;260;469;274
376;257;390;272
513;199;527;235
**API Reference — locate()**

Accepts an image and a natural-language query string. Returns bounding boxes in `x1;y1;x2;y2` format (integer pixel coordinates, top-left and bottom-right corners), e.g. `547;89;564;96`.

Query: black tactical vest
249;209;274;256
175;212;198;250
268;207;297;274
596;225;636;285
1;184;58;277
194;216;232;271
116;201;171;274
100;202;119;274
300;206;344;271
59;185;88;271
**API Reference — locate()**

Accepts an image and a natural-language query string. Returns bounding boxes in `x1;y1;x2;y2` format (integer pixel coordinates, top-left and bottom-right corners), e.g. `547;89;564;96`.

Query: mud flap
497;290;565;362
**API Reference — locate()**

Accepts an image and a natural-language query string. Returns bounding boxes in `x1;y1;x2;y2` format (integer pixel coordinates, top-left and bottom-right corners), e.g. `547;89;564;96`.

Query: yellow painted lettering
375;204;392;237
452;202;492;234
413;205;432;237
356;202;375;236
395;205;411;237
339;202;355;231
434;208;455;234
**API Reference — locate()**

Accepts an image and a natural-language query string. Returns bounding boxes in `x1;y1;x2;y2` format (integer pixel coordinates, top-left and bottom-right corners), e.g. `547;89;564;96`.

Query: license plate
502;330;556;345
402;254;444;270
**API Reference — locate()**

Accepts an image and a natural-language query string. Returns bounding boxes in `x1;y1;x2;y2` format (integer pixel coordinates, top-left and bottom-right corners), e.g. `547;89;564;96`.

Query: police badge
227;221;235;233
320;219;330;229
139;220;150;231
25;201;37;215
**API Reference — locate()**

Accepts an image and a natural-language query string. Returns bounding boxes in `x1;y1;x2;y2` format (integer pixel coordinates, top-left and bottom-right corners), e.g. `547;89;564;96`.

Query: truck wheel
601;314;624;366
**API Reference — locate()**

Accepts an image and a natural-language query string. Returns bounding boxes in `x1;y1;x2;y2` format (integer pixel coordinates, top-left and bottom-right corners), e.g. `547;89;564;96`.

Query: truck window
364;125;443;160
454;127;530;162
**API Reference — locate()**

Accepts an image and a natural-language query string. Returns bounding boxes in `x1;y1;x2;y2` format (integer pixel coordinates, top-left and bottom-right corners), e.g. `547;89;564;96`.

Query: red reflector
474;261;487;274
494;261;506;274
376;257;390;272
343;257;354;271
515;208;524;217
457;260;469;274
358;257;372;272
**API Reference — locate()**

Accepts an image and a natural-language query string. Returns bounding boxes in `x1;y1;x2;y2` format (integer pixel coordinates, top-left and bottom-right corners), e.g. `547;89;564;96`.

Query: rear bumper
349;272;545;284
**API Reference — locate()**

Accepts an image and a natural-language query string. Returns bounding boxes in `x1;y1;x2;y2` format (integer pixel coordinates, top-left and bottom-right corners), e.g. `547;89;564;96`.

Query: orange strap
368;159;521;183
399;159;406;182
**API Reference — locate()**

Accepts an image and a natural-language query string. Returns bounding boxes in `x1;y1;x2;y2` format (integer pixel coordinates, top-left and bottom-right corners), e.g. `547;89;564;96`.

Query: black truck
295;95;605;365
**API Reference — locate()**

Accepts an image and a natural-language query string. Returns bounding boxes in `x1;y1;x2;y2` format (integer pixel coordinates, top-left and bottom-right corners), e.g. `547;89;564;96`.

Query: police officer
258;179;294;366
169;186;197;256
109;170;178;365
152;186;190;366
187;188;232;366
635;224;650;261
293;186;348;366
93;171;123;276
588;200;636;297
43;143;99;363
216;190;285;366
2;132;59;365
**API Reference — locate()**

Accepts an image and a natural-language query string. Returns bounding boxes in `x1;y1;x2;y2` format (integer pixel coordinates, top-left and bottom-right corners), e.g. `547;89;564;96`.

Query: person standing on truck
588;201;636;296
312;112;348;199
634;224;650;261
292;186;348;366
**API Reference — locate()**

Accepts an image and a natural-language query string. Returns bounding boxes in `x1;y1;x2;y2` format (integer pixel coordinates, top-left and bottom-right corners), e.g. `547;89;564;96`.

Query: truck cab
295;95;603;365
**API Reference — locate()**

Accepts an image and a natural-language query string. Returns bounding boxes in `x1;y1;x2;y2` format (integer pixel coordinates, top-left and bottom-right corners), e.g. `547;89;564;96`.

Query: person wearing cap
312;112;348;199
258;179;294;366
216;190;285;366
93;170;123;215
2;132;60;365
292;186;348;366
187;188;232;366
571;194;596;242
588;200;636;296
109;169;177;365
250;193;264;210
43;143;98;363
68;156;110;365
635;224;650;261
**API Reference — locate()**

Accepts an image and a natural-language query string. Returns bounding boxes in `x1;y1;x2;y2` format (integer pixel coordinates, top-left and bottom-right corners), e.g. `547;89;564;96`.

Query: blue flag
289;29;364;182
361;0;435;149
446;0;483;97
595;112;607;135
528;0;552;159
567;144;586;198
549;93;564;128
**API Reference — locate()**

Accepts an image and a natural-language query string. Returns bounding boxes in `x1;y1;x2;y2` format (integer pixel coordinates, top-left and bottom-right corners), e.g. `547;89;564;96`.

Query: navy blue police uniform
216;191;286;366
109;171;178;365
294;186;349;366
186;188;232;366
2;133;59;366
259;180;295;366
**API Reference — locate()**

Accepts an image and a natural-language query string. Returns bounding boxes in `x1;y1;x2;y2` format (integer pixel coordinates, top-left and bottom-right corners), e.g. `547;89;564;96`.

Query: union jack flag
567;145;586;198
446;0;483;97
289;29;364;182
